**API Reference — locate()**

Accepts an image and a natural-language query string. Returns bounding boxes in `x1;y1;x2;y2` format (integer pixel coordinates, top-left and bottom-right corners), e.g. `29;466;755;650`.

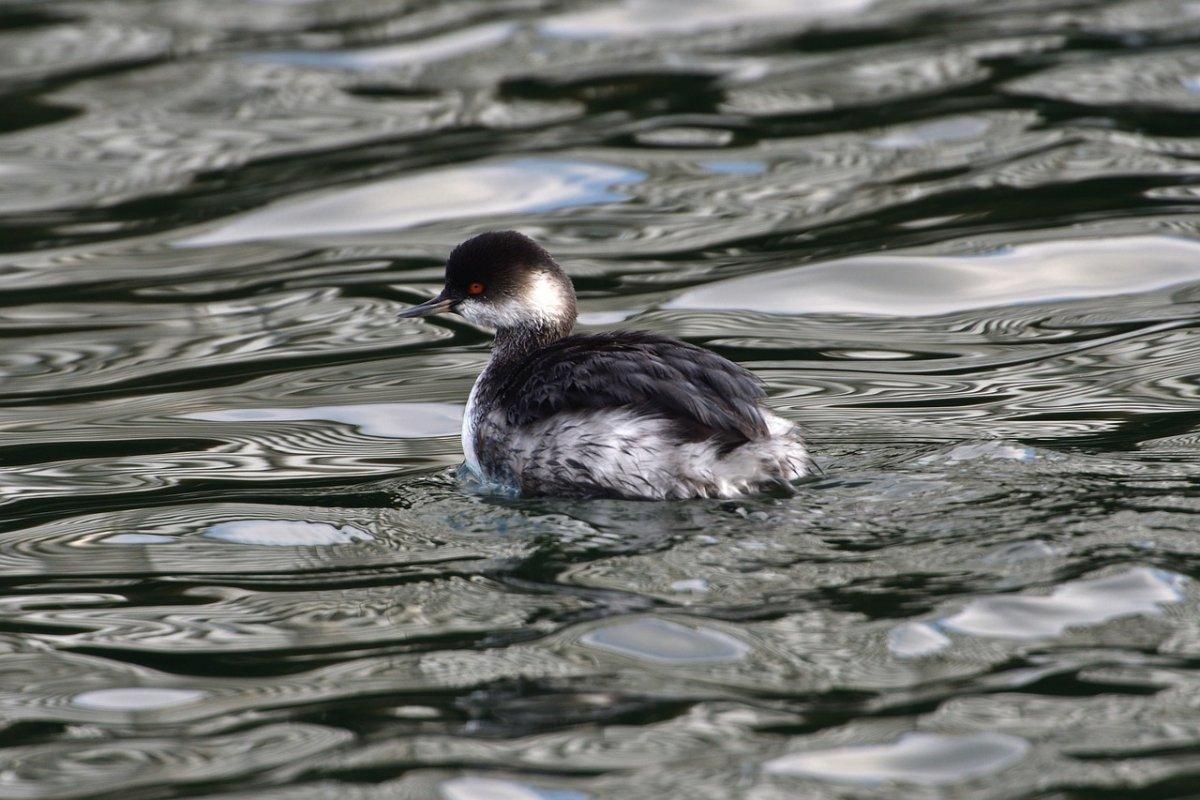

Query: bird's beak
397;289;456;318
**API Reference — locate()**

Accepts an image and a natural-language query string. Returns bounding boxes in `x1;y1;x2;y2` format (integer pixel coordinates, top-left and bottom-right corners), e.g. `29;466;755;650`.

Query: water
1;1;1199;797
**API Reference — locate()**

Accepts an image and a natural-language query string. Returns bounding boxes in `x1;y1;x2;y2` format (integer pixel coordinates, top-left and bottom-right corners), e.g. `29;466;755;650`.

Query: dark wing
495;332;769;441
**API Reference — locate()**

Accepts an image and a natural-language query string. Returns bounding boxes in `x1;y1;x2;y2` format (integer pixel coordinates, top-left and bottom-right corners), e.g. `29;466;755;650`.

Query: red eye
467;282;485;295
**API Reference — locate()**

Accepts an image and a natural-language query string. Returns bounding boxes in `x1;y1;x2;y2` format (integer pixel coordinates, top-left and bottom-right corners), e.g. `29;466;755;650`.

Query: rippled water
3;1;1200;798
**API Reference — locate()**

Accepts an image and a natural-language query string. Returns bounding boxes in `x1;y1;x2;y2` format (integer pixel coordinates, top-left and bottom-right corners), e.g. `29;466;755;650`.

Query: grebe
399;231;811;499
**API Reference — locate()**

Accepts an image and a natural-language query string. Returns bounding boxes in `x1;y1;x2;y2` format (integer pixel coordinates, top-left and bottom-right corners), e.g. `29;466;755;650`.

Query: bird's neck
491;319;571;364
485;268;577;370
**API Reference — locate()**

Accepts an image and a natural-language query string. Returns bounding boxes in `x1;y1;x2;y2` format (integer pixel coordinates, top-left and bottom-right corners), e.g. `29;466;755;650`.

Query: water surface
2;1;1200;798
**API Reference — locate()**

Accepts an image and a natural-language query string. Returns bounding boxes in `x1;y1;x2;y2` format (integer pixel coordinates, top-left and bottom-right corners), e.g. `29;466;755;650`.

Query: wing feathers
497;332;769;442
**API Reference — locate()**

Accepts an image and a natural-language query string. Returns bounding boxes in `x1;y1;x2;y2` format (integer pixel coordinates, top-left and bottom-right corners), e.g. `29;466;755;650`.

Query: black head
399;231;577;335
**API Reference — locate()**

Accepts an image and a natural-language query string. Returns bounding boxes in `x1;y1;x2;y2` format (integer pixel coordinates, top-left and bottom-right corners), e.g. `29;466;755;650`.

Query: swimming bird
399;231;811;499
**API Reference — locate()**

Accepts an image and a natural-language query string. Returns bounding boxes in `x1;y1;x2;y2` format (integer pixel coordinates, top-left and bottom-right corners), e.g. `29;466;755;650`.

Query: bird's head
399;231;577;338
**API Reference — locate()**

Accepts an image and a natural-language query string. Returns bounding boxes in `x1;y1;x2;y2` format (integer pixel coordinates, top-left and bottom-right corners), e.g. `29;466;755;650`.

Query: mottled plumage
399;231;811;499
496;331;768;440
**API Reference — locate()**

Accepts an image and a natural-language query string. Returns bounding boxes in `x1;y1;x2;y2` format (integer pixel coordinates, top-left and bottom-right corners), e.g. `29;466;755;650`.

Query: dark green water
3;1;1200;798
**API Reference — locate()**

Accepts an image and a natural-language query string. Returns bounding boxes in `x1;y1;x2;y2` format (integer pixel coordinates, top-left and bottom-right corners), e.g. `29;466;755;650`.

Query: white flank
506;408;809;499
461;374;484;476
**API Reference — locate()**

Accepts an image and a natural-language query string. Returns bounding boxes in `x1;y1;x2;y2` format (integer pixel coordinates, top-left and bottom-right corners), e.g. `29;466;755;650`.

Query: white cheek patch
456;271;570;330
458;297;525;328
527;271;568;320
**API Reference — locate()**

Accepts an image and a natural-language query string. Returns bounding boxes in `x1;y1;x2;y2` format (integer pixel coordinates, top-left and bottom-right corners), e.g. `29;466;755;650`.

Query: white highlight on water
205;520;372;546
669;235;1200;317
73;687;206;711
580;617;749;663
764;732;1030;785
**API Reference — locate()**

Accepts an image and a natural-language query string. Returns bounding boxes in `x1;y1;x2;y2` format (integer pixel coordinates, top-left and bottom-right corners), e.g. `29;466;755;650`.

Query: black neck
491;320;571;364
473;322;571;419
